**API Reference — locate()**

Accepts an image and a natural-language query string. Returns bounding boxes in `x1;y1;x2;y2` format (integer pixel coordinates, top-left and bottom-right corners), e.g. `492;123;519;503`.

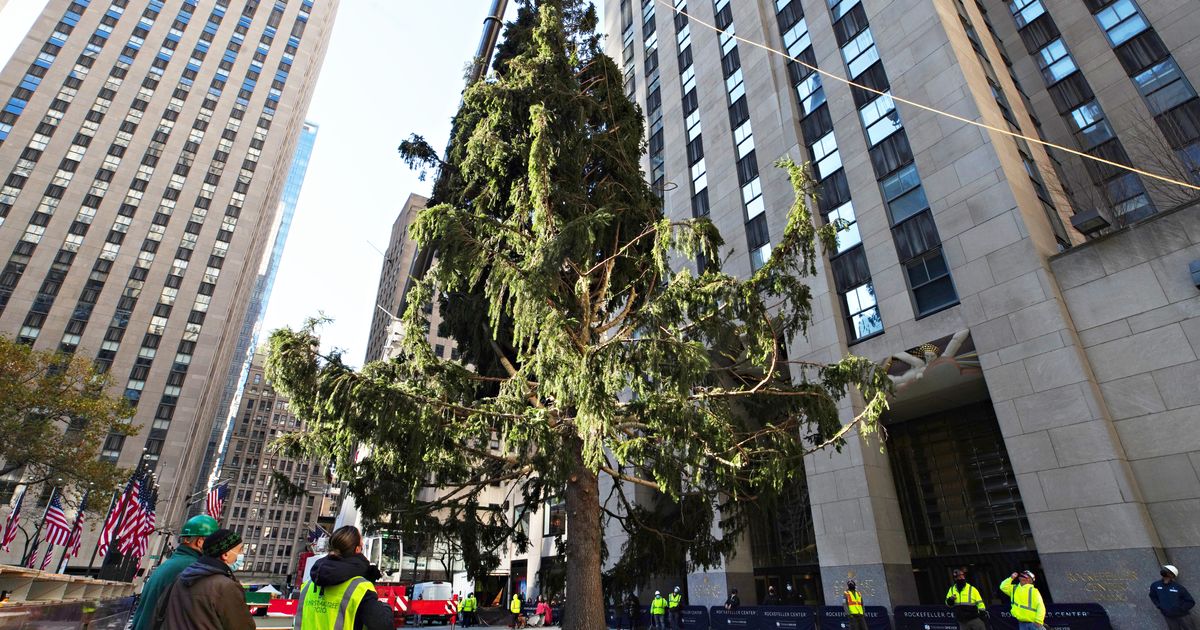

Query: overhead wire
655;0;1200;192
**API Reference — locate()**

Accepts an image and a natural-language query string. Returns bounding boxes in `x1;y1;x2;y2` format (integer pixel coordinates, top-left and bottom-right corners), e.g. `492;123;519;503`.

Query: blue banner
986;603;1111;630
818;606;891;630
758;606;817;630
679;605;711;630
893;606;960;630
710;606;761;630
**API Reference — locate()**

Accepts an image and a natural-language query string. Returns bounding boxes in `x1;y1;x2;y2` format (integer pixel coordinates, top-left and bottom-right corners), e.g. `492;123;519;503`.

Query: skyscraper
192;120;317;512
0;0;338;571
603;0;1200;625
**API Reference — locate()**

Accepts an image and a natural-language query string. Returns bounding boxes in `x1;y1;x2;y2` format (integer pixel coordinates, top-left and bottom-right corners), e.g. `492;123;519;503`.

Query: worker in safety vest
667;587;683;630
843;580;867;630
460;592;478;628
510;592;523;628
1000;570;1046;630
650;591;667;629
945;568;988;630
295;526;392;630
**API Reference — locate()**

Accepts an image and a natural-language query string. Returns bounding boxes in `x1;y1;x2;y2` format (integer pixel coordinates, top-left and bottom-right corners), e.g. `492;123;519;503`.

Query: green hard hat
181;515;219;537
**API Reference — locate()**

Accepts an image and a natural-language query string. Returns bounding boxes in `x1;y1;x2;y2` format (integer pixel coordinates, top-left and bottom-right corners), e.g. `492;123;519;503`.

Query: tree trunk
564;438;604;630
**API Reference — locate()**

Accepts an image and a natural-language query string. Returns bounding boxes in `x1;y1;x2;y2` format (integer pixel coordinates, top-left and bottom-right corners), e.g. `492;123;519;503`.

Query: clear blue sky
0;1;607;367
259;0;517;365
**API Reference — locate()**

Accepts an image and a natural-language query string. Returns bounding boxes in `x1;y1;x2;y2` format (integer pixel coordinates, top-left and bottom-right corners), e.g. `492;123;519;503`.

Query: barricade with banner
892;606;961;630
710;606;761;629
679;605;712;629
758;605;817;630
986;603;1112;630
818;606;891;630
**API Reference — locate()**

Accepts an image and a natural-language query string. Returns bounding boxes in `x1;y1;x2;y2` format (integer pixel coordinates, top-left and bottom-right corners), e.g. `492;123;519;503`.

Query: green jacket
131;545;202;630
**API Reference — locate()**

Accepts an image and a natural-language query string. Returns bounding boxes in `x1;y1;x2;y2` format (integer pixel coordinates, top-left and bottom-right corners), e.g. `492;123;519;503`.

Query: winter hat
203;528;242;557
1164;565;1180;577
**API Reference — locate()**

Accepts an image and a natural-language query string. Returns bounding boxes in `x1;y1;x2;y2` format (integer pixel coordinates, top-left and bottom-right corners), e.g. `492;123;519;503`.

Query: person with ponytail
294;526;393;630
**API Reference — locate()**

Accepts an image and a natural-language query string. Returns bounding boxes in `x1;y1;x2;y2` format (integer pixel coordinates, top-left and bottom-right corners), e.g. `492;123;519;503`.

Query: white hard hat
655;591;661;595
1164;565;1180;577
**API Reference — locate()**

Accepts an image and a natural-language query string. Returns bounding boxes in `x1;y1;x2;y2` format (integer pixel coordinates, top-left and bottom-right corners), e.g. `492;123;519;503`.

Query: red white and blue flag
42;492;71;546
98;471;142;556
65;492;87;559
1;486;25;552
25;536;39;568
205;483;229;519
118;474;152;555
130;484;157;558
39;543;55;571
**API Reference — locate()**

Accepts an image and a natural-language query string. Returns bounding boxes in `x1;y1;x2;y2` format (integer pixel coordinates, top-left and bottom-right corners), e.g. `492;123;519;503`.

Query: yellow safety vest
668;593;682;609
651;597;667;614
1000;578;1045;624
845;590;864;615
510;596;522;613
294;577;376;630
461;596;477;612
946;583;985;611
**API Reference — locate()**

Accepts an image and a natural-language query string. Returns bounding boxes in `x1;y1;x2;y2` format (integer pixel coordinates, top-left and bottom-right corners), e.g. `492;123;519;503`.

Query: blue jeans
1018;623;1044;630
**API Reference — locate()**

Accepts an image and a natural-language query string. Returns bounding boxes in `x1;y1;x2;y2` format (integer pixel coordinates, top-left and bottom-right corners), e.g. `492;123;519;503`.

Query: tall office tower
191;120;317;512
363;192;427;364
0;0;338;571
605;0;1200;625
217;348;330;589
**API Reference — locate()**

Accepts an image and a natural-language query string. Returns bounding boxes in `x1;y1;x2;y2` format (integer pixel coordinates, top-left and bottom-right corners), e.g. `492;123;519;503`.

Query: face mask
955;579;966;588
229;553;245;572
848;585;856;592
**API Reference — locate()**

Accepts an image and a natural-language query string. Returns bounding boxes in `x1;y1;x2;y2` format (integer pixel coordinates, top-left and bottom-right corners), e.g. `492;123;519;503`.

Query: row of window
774;0;879;342
1008;0;1157;222
712;0;772;271
827;0;959;327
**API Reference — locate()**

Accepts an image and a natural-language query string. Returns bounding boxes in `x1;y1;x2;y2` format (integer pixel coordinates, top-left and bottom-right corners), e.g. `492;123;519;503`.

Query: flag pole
58;487;90;574
21;486;57;568
87;488;121;577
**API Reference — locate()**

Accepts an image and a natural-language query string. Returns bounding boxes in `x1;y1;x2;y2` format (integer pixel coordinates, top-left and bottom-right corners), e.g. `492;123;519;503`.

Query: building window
906;250;957;316
844;282;883;341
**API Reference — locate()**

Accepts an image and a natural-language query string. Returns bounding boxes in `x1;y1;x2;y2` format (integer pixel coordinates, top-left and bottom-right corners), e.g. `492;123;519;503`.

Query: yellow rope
656;0;1200;191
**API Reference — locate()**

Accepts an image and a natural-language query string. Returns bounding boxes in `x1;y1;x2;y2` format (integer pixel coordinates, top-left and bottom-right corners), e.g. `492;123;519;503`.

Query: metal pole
21;486;57;567
86;489;120;577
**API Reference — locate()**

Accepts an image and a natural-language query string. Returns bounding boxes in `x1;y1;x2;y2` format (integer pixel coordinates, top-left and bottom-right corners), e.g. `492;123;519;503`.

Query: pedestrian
784;583;797;604
510;591;523;628
668;586;683;630
461;591;479;628
536;594;553;626
625;591;642;630
843;581;867;630
153;528;254;630
763;585;780;606
945;568;988;630
1000;570;1046;630
294;525;392;630
1151;565;1198;630
130;515;218;630
720;585;739;609
650;590;667;629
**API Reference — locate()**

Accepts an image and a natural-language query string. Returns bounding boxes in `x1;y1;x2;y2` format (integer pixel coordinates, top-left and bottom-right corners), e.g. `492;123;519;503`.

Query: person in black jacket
300;526;394;630
1151;565;1198;630
624;592;642;630
724;588;740;610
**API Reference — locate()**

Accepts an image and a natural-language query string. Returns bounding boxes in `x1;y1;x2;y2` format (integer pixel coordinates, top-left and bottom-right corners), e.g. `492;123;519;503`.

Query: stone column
806;419;918;609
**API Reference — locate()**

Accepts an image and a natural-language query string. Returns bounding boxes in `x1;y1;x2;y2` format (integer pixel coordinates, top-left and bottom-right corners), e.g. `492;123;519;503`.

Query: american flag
205;483;229;519
131;485;157;558
42;492;71;546
98;471;142;556
65;492;87;559
39;544;55;571
1;486;25;552
25;536;39;568
118;474;152;556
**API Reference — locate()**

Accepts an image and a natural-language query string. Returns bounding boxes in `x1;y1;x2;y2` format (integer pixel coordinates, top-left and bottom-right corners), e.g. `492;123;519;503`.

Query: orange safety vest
845;590;864;615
